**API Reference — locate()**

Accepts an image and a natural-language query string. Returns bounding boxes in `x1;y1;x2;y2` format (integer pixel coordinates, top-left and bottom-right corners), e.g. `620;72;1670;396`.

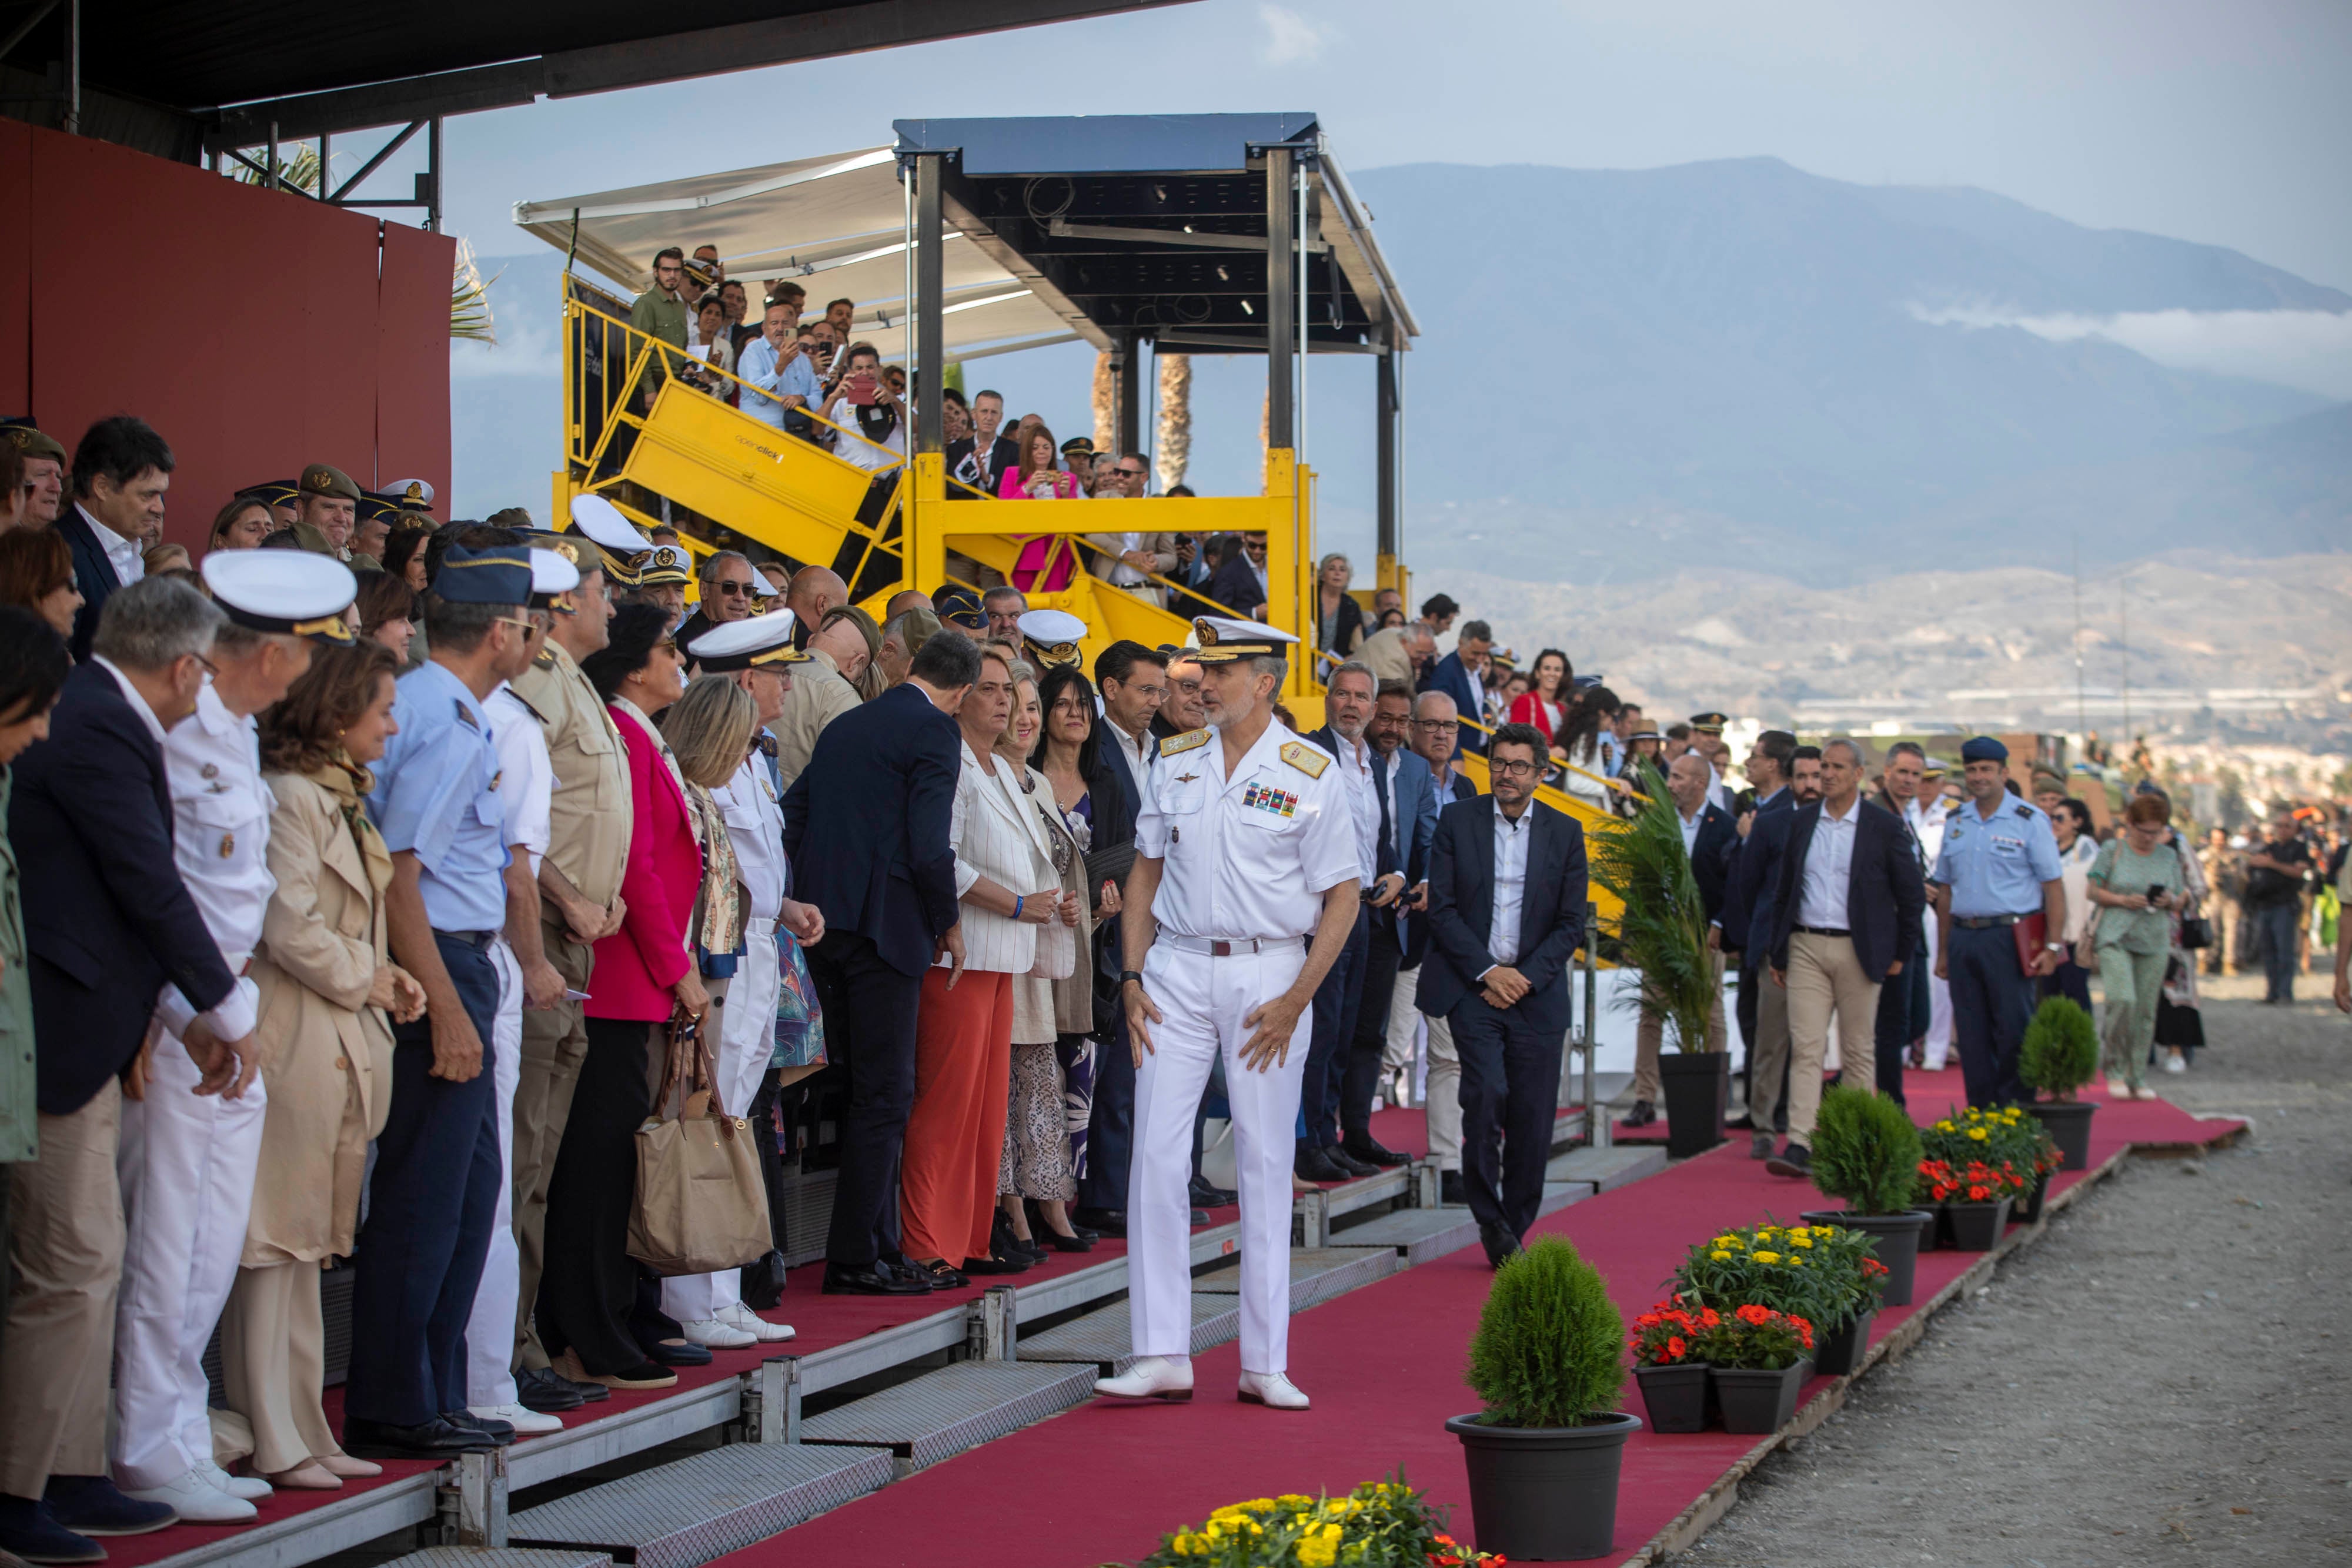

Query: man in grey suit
1342;680;1439;1165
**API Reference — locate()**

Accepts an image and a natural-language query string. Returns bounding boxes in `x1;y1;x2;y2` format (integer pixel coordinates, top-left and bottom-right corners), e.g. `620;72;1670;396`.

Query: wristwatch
2043;942;2064;954
1120;969;1145;987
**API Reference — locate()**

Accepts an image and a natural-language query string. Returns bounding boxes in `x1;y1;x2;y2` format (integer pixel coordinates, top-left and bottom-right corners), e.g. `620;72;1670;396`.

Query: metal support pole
1263;146;1294;452
1117;335;1143;459
1375;343;1398;572
318;132;330;196
424;116;442;232
1583;904;1608;1148
756;1356;801;1443
968;1286;1017;1360
266;121;278;194
58;0;77;135
1297;157;1309;463
449;1450;508;1547
913;152;946;455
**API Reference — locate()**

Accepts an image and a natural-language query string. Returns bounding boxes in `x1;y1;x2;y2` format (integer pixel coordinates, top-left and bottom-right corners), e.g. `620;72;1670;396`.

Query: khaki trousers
510;922;594;1373
221;1261;342;1475
1785;931;1882;1145
1633;950;1729;1102
1422;1010;1461;1172
1747;964;1793;1132
0;1081;123;1498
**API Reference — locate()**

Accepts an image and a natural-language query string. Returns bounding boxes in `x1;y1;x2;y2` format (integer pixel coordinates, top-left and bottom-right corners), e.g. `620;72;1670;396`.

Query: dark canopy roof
893;113;1418;353
0;0;1188;148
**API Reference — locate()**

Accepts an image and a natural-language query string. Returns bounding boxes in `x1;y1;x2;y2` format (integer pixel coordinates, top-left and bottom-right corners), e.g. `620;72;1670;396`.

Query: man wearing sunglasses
674;551;760;656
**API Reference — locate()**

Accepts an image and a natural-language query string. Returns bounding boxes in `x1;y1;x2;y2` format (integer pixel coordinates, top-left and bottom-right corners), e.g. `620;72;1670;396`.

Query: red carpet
709;1069;2238;1568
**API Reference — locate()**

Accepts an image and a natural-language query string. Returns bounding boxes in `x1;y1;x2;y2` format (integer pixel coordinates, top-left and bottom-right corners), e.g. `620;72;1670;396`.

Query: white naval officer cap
689;610;810;671
1016;608;1088;668
1188;614;1299;664
529;546;582;606
567;494;653;588
202;548;359;644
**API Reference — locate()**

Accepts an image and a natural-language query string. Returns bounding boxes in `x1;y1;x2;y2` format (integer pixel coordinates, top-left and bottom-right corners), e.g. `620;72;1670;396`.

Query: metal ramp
1191;1246;1395;1310
1548;1144;1671;1193
506;1443;892;1568
797;1359;1098;1475
1331;1205;1484;1266
1017;1293;1241;1375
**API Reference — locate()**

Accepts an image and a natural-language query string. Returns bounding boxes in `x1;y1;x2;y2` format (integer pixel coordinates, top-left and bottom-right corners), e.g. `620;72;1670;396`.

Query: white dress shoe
1093;1355;1194;1401
122;1470;257;1523
679;1318;759;1349
1237;1370;1310;1410
718;1300;797;1342
469;1403;564;1436
196;1458;272;1502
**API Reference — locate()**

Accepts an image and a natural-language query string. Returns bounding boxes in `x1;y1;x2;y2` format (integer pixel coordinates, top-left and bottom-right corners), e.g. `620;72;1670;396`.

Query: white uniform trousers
1922;912;1953;1068
1128;941;1310;1375
112;988;267;1489
661;922;779;1323
1379;963;1421;1083
463;938;524;1409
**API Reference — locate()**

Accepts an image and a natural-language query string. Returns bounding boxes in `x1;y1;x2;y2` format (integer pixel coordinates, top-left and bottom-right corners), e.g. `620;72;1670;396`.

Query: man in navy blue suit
1418;724;1588;1265
1416;619;1492;758
1718;735;1815;1158
54;417;174;664
1760;738;1927;1176
1339;679;1439;1166
784;630;975;1295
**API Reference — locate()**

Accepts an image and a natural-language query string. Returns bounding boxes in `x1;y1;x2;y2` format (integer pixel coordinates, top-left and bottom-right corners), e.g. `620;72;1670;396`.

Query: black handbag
2177;914;2212;951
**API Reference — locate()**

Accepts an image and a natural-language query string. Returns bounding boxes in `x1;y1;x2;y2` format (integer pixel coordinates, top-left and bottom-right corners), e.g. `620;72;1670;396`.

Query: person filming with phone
820;343;906;474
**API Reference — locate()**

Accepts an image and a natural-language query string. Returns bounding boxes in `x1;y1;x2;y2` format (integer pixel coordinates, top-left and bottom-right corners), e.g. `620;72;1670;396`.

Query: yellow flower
1936;1120;1955;1132
1299;1537;1338;1568
1711;1249;1732;1261
1277;1495;1314;1510
1753;1250;1782;1263
1968;1128;1989;1141
1790;1235;1813;1248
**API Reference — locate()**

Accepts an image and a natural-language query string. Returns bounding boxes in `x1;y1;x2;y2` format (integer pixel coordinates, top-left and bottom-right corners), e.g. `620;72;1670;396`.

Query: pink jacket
588;706;700;1023
999;467;1080;500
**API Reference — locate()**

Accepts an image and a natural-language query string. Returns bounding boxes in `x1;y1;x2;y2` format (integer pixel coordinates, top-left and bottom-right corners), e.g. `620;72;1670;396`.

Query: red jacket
588;705;700;1023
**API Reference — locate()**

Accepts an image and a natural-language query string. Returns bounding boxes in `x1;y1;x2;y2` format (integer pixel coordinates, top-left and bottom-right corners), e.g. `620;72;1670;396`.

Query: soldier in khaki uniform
502;499;640;1410
292;464;362;560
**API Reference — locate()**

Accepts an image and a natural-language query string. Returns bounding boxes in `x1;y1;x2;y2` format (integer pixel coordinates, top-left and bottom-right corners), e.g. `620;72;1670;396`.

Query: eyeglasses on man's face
713;580;756;597
1492;758;1541;777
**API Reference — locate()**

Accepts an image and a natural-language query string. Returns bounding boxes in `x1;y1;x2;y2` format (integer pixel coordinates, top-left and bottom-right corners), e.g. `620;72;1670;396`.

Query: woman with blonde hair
209;495;275;553
1312;553;1364;668
222;641;426;1489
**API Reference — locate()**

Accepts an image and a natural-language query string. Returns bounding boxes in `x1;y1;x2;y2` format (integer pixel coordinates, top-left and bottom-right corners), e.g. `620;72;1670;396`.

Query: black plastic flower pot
1942;1197;2012;1251
1633;1362;1713;1433
2011;1171;2049;1226
1810;1308;1877;1377
1712;1359;1812;1435
2023;1099;2097;1171
1447;1410;1642;1562
1659;1049;1729;1159
1800;1208;1932;1307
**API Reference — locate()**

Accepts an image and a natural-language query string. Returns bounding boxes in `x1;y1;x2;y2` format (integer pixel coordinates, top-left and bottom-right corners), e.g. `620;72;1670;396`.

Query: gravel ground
1673;973;2352;1568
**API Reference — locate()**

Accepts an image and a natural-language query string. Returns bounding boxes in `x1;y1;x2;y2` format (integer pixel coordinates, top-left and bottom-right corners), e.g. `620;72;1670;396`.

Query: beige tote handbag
628;1011;773;1276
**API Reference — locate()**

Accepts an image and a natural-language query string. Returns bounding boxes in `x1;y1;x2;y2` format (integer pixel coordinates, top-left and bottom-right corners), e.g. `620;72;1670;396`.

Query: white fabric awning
514;145;1088;361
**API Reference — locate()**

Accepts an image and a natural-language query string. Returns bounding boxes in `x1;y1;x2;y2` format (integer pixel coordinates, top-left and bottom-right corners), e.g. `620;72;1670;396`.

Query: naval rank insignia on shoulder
455;701;478;728
1160;728;1210;757
532;647;558;670
1279;740;1330;779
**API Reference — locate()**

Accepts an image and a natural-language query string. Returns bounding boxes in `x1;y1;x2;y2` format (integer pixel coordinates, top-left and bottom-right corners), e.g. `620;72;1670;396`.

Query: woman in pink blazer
536;604;707;1391
1004;422;1083;594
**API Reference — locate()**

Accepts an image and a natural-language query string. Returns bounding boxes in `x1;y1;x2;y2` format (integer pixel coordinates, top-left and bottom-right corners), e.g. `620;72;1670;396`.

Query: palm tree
1588;760;1718;1053
1154;353;1191;492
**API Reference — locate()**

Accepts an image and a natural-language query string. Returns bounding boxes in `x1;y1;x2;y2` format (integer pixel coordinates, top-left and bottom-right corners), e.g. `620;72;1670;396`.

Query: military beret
298;463;362;502
0;419;65;464
1960;736;2009;764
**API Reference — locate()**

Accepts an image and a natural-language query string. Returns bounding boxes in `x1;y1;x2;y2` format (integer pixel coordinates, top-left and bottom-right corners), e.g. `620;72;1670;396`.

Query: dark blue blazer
55;508;124;665
1764;797;1929;982
1719;787;1797;954
1416;797;1588;1035
782;680;961;977
1207;555;1267;619
11;661;236;1114
1684;801;1739;925
1416;651;1486;757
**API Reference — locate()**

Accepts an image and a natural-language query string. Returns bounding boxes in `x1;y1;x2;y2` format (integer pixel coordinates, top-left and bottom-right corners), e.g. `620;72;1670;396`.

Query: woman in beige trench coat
221;642;423;1489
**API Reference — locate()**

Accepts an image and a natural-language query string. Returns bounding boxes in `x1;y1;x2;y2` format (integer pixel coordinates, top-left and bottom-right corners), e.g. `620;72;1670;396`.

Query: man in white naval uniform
1095;617;1360;1411
113;550;355;1520
664;612;824;1346
465;544;577;1436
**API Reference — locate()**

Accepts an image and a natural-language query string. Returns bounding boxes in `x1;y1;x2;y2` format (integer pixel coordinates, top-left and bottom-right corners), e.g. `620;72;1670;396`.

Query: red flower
1735;1303;1773;1326
1666;1336;1686;1360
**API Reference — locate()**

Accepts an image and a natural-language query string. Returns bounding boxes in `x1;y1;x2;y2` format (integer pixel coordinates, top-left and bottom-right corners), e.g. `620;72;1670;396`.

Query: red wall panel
15;122;447;550
0;121;31;414
377;222;455;507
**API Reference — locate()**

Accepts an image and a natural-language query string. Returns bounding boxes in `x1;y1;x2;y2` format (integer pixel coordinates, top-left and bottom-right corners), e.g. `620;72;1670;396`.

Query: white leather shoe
1093;1355;1194;1401
1237;1370;1310;1410
195;1457;272;1502
122;1470;257;1523
679;1318;759;1349
469;1403;563;1436
718;1300;797;1342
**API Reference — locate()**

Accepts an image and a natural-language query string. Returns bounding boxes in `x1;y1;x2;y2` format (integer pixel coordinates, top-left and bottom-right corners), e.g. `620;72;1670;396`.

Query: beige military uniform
505;638;631;1371
770;646;863;794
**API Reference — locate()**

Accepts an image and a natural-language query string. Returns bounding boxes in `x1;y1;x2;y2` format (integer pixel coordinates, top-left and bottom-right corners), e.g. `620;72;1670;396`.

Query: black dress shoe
911;1259;969;1290
1623;1099;1658;1127
443;1410;514;1446
1036;1225;1093;1253
1478;1222;1524;1268
1190;1208;1212;1225
1188;1178;1238;1208
342;1416;496;1460
1326;1147;1381;1179
1071;1206;1126;1238
1341;1134;1409;1168
822;1261;932;1295
1294;1148;1351;1183
961;1251;1033;1275
1439;1170;1466;1206
993;1210;1049;1265
645;1338;712;1367
514;1366;589;1413
1765;1142;1813;1178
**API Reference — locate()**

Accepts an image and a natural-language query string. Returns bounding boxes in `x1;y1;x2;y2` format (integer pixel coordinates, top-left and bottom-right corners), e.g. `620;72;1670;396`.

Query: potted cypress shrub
2020;996;2099;1169
1446;1238;1641;1561
1799;1085;1932;1306
1591;760;1725;1158
1694;1305;1815;1434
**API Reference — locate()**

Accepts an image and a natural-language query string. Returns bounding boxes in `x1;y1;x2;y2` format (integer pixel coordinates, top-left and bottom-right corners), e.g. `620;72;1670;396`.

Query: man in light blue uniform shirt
1930;735;2066;1108
348;543;543;1460
737;298;821;434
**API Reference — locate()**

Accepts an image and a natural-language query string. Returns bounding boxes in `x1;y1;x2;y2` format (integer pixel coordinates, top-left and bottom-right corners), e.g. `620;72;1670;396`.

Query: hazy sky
437;0;2352;289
